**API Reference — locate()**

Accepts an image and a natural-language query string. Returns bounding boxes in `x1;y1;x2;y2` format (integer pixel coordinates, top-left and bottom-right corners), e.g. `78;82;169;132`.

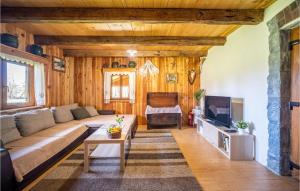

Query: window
111;74;129;100
1;60;34;109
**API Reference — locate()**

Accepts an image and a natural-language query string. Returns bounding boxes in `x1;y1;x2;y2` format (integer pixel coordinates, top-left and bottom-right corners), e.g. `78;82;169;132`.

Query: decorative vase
1;33;18;48
112;61;119;68
103;63;109;68
128;61;136;68
26;44;43;56
238;128;246;134
195;105;201;110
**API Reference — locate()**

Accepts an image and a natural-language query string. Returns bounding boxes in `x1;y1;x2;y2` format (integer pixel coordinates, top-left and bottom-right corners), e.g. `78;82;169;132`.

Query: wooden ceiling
1;0;275;57
1;0;274;9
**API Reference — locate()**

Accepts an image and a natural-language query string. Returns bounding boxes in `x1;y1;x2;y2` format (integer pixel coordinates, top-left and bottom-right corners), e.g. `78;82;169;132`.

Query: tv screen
205;96;231;127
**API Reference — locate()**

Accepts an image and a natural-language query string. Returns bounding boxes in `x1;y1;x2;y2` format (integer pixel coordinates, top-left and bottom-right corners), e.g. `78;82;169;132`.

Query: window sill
110;99;130;102
0;106;44;115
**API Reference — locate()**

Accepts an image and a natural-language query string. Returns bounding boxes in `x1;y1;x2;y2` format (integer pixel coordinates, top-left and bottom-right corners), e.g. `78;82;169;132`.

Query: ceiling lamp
126;49;137;57
139;59;159;76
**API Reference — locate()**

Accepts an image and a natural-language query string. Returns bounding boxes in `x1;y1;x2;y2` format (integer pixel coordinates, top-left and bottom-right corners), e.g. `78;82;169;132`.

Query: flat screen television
205;96;231;127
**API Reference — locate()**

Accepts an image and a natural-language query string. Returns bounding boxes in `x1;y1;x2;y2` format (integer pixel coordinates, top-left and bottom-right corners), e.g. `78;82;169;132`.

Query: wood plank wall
1;24;74;107
1;25;201;124
71;56;200;124
43;46;74;107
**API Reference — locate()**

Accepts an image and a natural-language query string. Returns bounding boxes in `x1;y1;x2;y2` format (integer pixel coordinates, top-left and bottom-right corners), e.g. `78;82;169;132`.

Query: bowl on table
107;126;122;139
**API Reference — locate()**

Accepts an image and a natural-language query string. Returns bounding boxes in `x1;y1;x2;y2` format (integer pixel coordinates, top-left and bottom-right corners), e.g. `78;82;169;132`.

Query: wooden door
290;26;300;179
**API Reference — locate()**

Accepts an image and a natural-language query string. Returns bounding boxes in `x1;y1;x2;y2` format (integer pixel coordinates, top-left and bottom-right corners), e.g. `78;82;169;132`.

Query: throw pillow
51;103;78;123
85;106;99;117
0;115;22;144
71;107;91;120
15;108;56;137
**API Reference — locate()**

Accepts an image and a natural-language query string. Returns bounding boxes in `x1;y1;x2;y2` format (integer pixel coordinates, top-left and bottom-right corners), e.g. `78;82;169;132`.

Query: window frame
110;74;130;101
0;59;35;110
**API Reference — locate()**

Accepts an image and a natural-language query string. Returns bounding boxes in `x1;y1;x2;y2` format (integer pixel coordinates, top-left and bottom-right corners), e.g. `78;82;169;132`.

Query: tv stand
196;117;254;160
206;119;223;127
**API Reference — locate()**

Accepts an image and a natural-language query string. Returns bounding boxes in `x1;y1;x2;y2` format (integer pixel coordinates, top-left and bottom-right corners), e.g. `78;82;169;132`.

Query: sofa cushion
71;107;91;120
30;121;85;138
8;146;48;182
85;106;99;117
52;103;78;123
15;109;56;136
6;123;87;182
0;115;22;144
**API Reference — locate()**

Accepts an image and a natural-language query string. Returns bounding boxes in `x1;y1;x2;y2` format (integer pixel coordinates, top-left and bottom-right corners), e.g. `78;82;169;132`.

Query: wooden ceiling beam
34;36;226;46
1;7;264;25
63;49;208;57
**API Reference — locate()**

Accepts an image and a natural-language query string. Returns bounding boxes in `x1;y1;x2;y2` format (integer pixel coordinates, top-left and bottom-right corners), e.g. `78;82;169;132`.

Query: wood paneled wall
43;46;74;107
71;56;200;124
1;24;73;107
1;25;201;124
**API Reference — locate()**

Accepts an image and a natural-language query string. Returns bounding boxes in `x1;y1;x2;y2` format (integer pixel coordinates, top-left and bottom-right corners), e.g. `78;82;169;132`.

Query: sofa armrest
1;141;16;191
97;110;115;115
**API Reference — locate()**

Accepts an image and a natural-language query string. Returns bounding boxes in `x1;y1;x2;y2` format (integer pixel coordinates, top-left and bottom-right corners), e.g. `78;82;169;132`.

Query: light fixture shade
127;49;137;57
139;59;159;76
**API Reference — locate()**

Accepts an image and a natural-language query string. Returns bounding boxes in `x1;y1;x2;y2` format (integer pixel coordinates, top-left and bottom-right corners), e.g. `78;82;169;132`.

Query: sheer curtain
128;72;136;103
34;63;46;106
104;72;112;103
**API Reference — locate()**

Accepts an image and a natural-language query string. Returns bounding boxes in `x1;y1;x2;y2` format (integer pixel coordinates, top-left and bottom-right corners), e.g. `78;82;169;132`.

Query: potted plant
194;89;205;110
235;120;249;134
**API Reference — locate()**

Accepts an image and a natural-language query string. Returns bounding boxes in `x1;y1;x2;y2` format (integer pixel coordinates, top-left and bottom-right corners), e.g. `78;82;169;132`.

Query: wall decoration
128;61;136;68
188;69;196;85
199;56;207;74
166;73;178;84
139;59;159;76
112;61;119;68
103;63;109;68
52;57;65;72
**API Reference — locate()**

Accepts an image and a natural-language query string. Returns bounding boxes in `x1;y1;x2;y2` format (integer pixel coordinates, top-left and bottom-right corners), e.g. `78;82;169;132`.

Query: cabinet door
203;123;218;146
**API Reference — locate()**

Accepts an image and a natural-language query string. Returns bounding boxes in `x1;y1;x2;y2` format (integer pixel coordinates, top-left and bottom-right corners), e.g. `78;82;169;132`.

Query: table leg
84;143;89;172
120;142;125;172
128;129;132;149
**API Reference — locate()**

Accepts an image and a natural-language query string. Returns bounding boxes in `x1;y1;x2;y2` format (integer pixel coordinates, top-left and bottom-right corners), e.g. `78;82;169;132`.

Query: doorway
290;26;300;179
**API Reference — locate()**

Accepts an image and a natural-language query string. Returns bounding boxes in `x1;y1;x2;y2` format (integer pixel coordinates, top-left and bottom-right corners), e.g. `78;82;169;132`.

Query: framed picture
166;73;178;84
52;57;65;72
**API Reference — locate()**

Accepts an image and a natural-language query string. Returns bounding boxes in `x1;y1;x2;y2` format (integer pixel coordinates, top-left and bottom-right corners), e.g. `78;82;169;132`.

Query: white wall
201;0;295;166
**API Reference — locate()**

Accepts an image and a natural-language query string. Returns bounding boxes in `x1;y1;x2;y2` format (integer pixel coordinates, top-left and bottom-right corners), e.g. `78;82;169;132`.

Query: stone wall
267;0;299;175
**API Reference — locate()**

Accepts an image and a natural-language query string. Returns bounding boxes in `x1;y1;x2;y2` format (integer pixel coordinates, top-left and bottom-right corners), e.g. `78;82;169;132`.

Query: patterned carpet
31;129;202;191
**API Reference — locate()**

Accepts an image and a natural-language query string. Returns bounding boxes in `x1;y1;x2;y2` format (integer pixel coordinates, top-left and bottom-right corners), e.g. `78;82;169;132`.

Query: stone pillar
266;0;299;175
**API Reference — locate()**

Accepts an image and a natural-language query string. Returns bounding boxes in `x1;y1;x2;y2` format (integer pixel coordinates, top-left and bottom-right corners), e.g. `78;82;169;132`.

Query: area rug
31;129;202;191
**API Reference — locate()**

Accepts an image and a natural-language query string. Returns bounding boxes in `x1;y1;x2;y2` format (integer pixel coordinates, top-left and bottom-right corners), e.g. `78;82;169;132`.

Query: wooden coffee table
84;124;132;172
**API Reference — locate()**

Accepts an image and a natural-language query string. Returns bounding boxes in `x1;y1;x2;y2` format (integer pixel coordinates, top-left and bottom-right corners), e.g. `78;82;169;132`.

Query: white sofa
0;104;137;190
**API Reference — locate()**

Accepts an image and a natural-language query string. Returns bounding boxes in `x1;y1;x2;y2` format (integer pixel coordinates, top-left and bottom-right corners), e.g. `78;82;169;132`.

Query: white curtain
104;72;112;103
103;71;136;104
34;63;46;106
129;72;136;103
